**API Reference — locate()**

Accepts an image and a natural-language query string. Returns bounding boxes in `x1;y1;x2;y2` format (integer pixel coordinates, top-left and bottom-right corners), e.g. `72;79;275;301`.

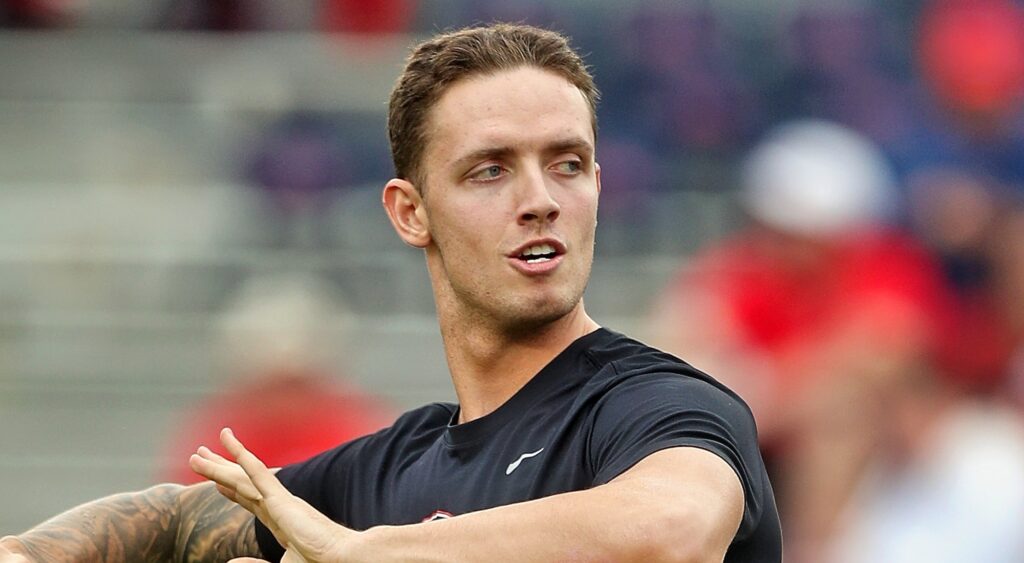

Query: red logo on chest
422;509;454;522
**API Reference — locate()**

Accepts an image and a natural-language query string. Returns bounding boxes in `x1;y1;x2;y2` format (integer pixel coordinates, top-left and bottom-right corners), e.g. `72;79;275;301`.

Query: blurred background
2;0;1024;561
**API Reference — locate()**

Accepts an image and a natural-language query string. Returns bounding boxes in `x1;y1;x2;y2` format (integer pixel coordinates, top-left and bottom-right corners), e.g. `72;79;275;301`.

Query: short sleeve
588;371;768;538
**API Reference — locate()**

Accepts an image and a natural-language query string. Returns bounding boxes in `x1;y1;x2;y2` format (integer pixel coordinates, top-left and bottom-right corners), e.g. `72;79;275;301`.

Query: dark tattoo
177;482;259;562
7;482;261;562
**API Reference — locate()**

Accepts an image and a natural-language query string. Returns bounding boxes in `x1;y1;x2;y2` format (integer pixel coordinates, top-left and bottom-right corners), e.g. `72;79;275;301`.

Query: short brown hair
387;23;600;190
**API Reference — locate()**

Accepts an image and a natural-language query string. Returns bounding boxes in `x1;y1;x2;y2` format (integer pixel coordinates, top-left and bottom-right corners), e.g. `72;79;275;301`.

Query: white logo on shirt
505;448;545;475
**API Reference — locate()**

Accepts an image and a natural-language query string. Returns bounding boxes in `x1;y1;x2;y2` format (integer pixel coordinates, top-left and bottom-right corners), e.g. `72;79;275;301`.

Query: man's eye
554;160;582;174
471;164;505;181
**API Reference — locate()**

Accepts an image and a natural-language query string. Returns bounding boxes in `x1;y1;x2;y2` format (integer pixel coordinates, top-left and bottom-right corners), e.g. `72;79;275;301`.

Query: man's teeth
525;256;551;264
520;243;556;259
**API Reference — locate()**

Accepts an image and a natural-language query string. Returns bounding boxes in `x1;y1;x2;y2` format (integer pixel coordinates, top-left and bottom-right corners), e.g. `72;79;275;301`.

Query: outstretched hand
190;428;356;563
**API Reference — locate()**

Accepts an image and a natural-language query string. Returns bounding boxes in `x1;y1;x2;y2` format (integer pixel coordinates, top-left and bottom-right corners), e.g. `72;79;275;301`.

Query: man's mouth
508;240;566;275
518;243;559;264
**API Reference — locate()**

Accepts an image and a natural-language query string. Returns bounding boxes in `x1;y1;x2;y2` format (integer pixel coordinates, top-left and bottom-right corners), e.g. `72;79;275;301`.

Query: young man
1;24;781;562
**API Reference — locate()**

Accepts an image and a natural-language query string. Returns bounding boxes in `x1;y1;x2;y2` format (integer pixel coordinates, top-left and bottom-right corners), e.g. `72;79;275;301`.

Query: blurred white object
828;403;1024;563
741;119;896;236
216;273;352;378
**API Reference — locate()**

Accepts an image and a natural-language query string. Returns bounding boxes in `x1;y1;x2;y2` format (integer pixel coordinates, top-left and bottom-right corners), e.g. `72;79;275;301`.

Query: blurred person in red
910;172;1024;395
161;273;393;485
648;119;956;562
899;0;1024;396
974;205;1024;404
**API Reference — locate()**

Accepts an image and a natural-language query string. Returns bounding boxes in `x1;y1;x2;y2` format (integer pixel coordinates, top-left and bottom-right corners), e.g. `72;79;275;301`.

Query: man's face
417;66;600;332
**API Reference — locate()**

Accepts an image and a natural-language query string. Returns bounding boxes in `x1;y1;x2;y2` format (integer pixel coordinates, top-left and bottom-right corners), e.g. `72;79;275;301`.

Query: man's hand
191;428;358;563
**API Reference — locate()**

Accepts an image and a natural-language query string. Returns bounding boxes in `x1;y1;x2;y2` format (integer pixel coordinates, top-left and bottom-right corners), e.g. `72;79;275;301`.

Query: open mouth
517;243;560;264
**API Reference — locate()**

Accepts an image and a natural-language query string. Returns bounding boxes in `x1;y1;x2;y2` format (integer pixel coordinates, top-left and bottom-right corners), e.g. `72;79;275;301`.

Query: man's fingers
193;446;239;475
220;428;289;497
215;483;238;503
189;453;263;502
220;428;269;472
197;445;232;465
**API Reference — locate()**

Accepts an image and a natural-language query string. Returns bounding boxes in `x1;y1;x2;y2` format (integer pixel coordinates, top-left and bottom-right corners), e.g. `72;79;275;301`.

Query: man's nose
517;167;561;225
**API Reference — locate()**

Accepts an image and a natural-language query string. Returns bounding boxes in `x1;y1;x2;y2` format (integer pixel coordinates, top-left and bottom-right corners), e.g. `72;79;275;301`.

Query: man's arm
198;429;745;563
0;481;261;562
352;447;744;562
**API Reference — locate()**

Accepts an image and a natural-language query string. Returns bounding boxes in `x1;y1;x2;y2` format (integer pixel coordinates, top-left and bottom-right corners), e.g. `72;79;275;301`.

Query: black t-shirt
256;328;782;561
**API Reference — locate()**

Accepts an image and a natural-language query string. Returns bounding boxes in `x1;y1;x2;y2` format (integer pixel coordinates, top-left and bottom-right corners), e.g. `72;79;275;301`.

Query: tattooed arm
0;482;261;563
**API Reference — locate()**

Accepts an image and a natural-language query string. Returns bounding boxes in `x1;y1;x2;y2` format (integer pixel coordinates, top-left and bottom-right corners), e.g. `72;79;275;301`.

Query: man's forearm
350;484;685;562
2;482;259;563
344;448;742;563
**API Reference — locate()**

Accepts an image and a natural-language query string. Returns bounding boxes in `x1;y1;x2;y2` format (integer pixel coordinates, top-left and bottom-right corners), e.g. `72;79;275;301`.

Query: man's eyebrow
545;137;594;157
450;137;595;172
451;146;515;171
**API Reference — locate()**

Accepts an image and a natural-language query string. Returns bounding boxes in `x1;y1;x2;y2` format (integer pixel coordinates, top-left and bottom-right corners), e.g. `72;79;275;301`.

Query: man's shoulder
581;329;753;416
583;329;715;383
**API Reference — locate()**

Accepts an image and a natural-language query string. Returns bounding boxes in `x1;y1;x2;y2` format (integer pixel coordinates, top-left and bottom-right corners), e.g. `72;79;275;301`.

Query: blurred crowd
643;1;1024;560
4;0;1024;560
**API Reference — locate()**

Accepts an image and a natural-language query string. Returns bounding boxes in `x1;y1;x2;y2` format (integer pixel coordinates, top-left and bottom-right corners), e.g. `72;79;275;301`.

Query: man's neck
439;304;599;424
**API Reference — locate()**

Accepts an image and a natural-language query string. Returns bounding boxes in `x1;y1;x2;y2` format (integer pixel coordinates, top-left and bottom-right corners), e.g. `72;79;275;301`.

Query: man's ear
382;178;431;248
595;162;602;195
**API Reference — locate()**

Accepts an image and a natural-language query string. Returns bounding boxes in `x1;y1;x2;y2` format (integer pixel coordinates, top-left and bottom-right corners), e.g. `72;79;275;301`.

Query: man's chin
499;296;581;335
